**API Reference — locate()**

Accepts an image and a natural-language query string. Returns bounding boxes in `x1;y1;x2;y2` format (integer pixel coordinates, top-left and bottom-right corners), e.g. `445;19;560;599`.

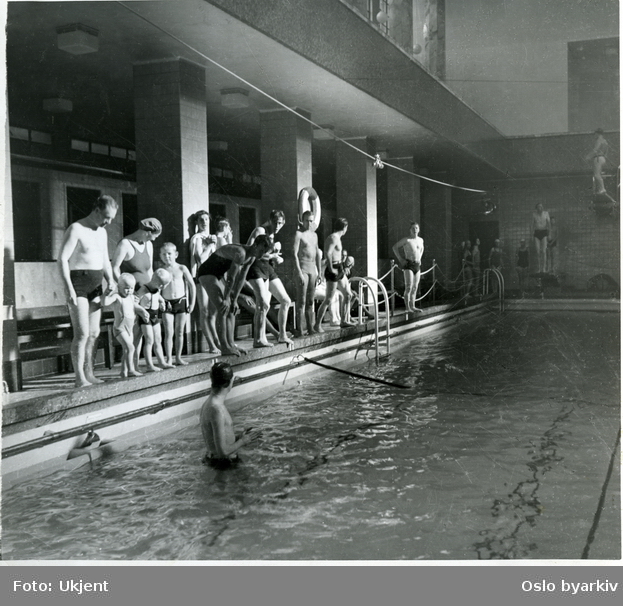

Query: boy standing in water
159;243;196;366
200;362;261;470
103;273;148;378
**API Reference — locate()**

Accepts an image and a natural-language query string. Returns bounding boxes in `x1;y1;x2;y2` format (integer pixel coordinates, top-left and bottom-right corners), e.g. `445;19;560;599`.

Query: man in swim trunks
314;218;355;332
159;242;196;366
585;128;609;195
532;203;551;273
392;222;425;312
58;195;118;387
200;362;261;470
247;210;293;348
292;210;322;336
197;236;273;356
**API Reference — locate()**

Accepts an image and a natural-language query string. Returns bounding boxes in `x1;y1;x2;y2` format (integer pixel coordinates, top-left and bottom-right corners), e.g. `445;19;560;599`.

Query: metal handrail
483;268;505;312
349;276;391;363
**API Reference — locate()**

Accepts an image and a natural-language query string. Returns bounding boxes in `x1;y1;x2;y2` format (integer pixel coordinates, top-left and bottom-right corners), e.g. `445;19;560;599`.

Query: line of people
58;195;362;387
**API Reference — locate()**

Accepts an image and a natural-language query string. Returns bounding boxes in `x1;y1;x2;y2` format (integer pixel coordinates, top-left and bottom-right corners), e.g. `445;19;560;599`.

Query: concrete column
336;137;378;279
386;156;420;256
134;59;209;263
259;108;313;290
3;117;21;391
421;181;452;278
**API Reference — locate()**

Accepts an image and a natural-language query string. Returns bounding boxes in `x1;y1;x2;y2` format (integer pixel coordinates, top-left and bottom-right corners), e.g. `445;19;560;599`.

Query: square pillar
336;137;378;279
134;59;209;262
3;119;21;391
260;108;313;289
387;156;421;257
421;181;452;278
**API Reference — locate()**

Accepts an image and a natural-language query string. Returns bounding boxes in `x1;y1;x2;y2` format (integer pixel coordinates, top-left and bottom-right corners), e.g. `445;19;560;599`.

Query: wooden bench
17;307;116;377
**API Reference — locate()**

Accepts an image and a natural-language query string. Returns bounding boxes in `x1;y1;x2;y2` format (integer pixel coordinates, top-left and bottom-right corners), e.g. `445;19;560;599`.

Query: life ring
298;187;321;229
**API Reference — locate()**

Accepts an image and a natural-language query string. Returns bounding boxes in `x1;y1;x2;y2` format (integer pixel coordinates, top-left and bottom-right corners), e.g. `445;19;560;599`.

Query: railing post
432;259;436;306
390;260;395;317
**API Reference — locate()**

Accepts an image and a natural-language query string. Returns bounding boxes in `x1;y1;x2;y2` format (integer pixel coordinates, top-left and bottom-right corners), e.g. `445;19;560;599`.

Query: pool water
2;310;620;560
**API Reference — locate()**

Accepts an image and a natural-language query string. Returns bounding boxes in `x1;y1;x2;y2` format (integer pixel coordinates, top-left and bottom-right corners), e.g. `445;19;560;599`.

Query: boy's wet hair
118;273;136;290
211;362;233;389
160;242;177;253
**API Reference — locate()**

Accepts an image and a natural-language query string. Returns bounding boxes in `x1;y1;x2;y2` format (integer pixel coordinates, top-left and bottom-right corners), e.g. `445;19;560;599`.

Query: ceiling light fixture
57;23;99;55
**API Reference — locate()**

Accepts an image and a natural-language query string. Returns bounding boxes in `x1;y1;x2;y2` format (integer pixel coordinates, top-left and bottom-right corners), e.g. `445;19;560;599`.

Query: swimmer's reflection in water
200;362;261;470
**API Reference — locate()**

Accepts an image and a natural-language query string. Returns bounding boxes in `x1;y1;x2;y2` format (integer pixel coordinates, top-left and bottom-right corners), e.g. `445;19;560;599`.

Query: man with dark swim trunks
392;222;424;312
197;236;273;356
532;203;551;273
58;195;118;387
314;218;355;332
200;362;261;469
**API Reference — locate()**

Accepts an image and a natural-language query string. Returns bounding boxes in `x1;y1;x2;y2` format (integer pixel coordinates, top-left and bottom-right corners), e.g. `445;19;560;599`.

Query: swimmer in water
200;362;262;470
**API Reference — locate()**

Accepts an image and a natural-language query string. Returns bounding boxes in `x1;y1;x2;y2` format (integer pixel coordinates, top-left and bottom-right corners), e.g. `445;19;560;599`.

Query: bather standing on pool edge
200;362;261;470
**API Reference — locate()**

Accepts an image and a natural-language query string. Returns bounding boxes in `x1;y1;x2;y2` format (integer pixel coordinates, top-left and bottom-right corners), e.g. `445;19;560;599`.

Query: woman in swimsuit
112;217;162;368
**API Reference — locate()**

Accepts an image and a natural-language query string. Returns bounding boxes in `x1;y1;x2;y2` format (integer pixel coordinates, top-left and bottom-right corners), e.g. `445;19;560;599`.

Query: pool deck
2;296;619;486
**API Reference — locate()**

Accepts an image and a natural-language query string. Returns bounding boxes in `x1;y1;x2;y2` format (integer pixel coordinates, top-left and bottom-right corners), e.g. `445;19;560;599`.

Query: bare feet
75;378;93;388
161;363;175;369
254;340;274;348
146;366;162;372
223;348;242;357
314;325;325;333
208;347;222;355
175;358;188;366
278;335;294;348
340;320;356;328
129;370;143;377
292;330;304;338
85;375;104;385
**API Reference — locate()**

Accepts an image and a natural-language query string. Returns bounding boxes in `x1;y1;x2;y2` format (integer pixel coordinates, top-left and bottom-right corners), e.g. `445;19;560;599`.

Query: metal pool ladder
483;268;505;312
349;276;391;363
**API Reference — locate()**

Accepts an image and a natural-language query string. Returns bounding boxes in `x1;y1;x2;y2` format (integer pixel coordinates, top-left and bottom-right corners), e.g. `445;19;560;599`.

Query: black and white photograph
1;0;620;567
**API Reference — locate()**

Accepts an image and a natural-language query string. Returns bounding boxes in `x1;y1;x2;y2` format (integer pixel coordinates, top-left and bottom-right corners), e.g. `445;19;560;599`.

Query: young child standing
103;273;148;378
136;268;174;372
159;242;196;366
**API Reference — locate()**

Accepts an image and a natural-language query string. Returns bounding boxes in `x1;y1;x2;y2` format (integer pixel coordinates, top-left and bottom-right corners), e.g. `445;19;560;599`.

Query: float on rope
298;186;321;230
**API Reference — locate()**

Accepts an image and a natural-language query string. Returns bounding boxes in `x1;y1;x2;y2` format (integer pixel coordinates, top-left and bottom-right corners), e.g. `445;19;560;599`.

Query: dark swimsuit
70;269;104;301
248;258;278;281
202;453;240;470
197;254;233;280
534;229;548;241
325;262;345;283
119;240;151;288
517;249;529;269
138;286;163;326
403;259;420;273
164;296;188;315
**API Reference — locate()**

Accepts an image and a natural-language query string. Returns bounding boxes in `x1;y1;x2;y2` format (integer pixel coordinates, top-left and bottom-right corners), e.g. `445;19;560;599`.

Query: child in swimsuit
159;243;197;366
103;273;148;378
135;268;174;372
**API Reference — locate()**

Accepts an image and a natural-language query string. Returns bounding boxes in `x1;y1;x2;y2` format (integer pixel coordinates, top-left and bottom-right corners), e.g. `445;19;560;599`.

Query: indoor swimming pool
2;309;620;561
